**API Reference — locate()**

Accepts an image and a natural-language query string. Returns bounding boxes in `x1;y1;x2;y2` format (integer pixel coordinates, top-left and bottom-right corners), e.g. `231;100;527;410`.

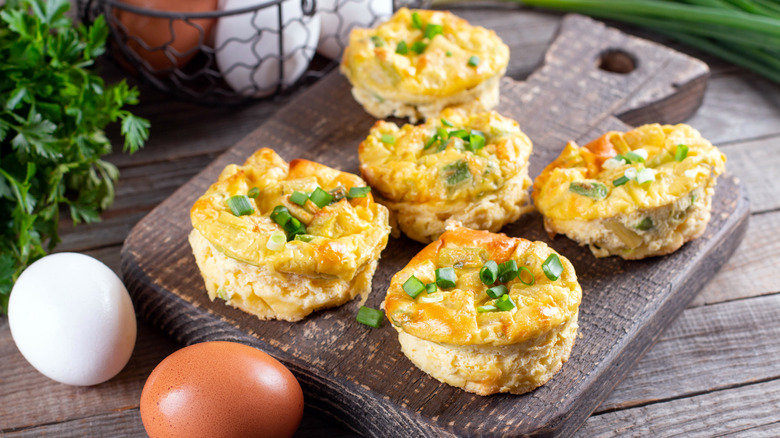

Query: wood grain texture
118;15;749;437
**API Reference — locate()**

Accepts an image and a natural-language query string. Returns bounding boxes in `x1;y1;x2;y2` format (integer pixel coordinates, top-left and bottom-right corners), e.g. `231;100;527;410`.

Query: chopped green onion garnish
411;41;427;54
247;187;260;198
467;55;480;67
294;234;315;242
267;230;286;251
675;144;689;161
496;294;516;311
498;260;518;283
517;266;535;286
479;260;498;285
424;133;439;150
448;129;469;140
403;275;425;298
441;118;454;127
380;133;396;144
569;181;608;200
477;305;498;313
613;176;630;187
356;306;384;328
420;293;443;303
435;267;457;289
636;168;656;184
370;35;384;47
424;23;443;40
290;191;308;206
283;217;305;236
396;41;409;55
347;186;371;199
271;205;307;240
624;151;646;164
446;50;452;57
635;217;654;231
486;284;508;299
271;205;292;225
310;187;334;208
411;11;423;29
442;160;471;185
329;186;347;201
227;195;255;216
467;130;486;151
542;253;563;281
425;282;437;294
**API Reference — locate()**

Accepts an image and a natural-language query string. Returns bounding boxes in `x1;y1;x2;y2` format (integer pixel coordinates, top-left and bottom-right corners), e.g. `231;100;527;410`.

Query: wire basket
80;0;427;104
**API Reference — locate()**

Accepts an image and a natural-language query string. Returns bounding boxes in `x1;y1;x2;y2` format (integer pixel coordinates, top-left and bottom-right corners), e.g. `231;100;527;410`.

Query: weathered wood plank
598;294;780;411
693;211;780;306
0;320;178;431
2;410;144;438
719;136;780;214
577;376;780;437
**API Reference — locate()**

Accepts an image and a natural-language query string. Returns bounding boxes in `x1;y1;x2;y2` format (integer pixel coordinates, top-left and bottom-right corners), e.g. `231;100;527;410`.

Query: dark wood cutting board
121;15;749;437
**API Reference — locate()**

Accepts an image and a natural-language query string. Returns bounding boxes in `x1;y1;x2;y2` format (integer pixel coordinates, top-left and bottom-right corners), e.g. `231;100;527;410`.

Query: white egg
316;0;393;60
216;0;321;97
8;253;137;386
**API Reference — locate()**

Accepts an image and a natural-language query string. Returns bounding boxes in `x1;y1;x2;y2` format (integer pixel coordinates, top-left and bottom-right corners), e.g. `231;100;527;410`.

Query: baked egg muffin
189;148;391;322
340;8;509;122
384;225;581;395
359;108;533;243
533;124;727;259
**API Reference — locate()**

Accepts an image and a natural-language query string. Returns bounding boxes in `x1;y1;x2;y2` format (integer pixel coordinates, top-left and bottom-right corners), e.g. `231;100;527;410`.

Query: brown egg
140;341;304;438
115;0;218;72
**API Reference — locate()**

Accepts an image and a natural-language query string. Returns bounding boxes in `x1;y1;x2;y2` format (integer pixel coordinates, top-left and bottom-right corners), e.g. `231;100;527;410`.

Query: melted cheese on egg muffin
189;148;390;321
359;108;533;243
533;123;726;259
341;8;509;121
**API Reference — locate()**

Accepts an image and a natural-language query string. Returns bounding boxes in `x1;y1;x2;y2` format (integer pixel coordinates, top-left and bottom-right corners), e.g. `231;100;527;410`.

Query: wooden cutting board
121;15;749;437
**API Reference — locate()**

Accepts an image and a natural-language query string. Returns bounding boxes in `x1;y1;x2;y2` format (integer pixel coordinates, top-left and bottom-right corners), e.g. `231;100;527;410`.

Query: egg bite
359;108;533;244
533;124;727;260
189;148;391;322
384;225;581;396
340;8;509;122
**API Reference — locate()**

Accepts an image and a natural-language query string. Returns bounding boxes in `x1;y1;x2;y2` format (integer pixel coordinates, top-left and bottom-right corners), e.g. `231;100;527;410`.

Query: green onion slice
380;133;396;144
542;253;563;281
270;205;293;225
479;260;498;285
424;23;443;40
675;144;689;161
467;55;480;67
468;130;486;151
356;306;384;328
613;176;630;187
448;129;469;140
442;160;471;185
624;151;646;163
441;118;454;127
517;266;535;286
290;191;308;206
370;35;384;47
411;11;423;29
266;230;286;251
486;284;508;299
419;293;443;303
569;181;608;200
635;217;654;231
294;234;315;242
477;305;498;313
403;275;425;298
496;294;516;311
435;267;457;289
396;41;409;55
498;260;518;283
347;186;371;199
424;133;439;150
227;195;255;216
309;187;334;208
425;282;437;294
445;50;452;57
329;186;347;201
247;187;260;198
636;168;656;184
411;41;427;54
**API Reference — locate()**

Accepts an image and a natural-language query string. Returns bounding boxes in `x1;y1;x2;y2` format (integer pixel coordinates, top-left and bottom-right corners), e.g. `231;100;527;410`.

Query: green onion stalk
509;0;780;84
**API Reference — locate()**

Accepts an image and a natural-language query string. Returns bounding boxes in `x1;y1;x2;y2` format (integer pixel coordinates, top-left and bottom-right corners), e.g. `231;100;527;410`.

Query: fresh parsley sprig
0;0;150;313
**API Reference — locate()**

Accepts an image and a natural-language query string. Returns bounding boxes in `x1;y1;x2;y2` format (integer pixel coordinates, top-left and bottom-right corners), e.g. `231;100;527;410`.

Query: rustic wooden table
2;4;779;437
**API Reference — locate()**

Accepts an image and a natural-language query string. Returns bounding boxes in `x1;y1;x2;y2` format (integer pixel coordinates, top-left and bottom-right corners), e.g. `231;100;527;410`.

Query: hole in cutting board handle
598;49;637;74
